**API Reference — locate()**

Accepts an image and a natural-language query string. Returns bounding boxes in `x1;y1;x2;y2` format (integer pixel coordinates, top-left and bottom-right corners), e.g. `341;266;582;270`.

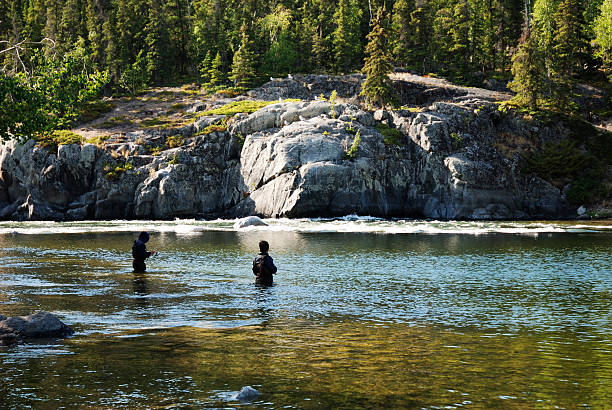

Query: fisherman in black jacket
252;240;277;286
132;231;156;272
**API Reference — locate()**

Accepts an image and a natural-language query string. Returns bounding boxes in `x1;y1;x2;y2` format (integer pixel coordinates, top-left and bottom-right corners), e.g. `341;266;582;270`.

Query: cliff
0;75;609;220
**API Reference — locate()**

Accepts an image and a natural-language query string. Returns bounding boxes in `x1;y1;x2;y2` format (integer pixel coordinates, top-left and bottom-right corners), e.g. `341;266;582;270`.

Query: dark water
1;221;611;408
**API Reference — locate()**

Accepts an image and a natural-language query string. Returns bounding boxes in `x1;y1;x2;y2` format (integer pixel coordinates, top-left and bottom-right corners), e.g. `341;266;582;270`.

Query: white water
0;216;610;235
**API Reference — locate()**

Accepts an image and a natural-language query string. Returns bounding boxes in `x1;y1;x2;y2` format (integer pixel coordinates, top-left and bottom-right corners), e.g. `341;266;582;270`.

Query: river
1;218;611;408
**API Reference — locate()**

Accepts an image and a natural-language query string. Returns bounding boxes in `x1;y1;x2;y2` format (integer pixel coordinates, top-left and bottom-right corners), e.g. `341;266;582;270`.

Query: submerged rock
233;216;268;229
232;386;260;401
0;312;74;343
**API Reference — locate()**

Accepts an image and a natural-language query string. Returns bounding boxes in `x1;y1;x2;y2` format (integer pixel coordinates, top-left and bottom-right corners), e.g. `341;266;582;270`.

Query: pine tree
391;0;414;66
360;8;396;109
85;0;104;69
58;0;84;52
229;24;258;88
508;26;545;110
594;0;612;81
145;0;170;85
551;0;589;110
533;0;558;93
332;0;363;73
207;51;226;88
200;50;212;84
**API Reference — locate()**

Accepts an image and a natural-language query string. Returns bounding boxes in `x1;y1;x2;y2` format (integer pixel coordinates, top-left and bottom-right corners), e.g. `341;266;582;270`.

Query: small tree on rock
360;7;397;109
229;24;258;88
206;51;226;89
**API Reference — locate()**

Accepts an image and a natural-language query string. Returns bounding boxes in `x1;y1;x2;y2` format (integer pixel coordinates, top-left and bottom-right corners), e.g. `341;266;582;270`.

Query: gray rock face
0;75;580;221
228;99;571;219
0;312;74;344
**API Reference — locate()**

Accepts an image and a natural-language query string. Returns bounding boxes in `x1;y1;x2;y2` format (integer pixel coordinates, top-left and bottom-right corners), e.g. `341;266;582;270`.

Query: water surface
1;219;611;408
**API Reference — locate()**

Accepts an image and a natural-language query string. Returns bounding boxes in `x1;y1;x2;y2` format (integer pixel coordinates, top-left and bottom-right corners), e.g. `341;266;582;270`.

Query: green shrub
523;140;590;179
344;131;361;161
103;161;133;180
36;129;84;148
450;132;463;150
165;135;183;148
376;123;403;146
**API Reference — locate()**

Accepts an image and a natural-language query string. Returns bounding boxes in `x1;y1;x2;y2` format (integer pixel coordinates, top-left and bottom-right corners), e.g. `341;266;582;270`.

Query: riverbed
1;218;611;407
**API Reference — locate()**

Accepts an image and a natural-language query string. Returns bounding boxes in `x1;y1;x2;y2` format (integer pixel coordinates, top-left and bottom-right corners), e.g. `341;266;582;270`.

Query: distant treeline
1;0;610;91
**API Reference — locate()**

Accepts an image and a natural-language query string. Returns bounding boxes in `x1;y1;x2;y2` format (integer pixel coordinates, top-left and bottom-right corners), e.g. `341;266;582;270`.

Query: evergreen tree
58;0;84;52
85;0;105;69
594;0;612;80
391;0;414;66
332;0;363;73
200;50;212;84
24;0;45;42
360;7;396;109
229;24;258;88
206;51;226;88
508;26;545;110
145;0;170;85
533;0;558;92
551;0;590;109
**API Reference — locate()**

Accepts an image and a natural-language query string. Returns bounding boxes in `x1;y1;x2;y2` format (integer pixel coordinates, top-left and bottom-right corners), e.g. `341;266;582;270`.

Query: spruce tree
200;50;212;85
360;8;396;109
508;26;545;110
207;51;226;88
594;0;612;81
391;0;414;66
551;0;589;109
332;0;362;73
229;24;257;88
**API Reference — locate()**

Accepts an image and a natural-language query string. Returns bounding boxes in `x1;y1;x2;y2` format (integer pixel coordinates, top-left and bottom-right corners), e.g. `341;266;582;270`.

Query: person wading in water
132;231;156;272
252;240;277;286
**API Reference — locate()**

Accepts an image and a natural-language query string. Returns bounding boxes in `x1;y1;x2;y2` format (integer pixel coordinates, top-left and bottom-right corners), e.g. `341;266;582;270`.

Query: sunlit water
1;218;611;408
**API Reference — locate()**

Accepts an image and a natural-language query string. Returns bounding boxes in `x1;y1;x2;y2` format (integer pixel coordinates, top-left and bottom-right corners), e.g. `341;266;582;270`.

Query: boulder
0;312;74;342
232;386;260;401
234;216;268;229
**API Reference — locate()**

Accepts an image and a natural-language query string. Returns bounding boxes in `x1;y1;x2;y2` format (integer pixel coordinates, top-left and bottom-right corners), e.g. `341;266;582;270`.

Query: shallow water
1;219;611;408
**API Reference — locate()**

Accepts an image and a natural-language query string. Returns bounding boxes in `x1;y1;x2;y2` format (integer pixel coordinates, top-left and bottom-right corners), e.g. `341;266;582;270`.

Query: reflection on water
1;224;611;407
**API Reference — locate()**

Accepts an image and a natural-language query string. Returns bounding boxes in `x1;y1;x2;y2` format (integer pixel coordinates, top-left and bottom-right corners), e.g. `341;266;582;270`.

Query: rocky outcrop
226;100;572;219
0;75;591;221
0;312;74;345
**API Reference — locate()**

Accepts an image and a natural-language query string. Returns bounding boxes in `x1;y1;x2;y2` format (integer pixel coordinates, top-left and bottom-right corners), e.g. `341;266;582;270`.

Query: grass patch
98;116;132;128
376;123;403;146
198;99;299;117
79;100;115;123
169;102;188;111
36;130;84;149
196;117;230;135
87;134;111;146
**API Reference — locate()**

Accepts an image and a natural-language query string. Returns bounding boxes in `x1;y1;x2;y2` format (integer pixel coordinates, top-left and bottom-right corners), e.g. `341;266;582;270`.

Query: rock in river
0;312;74;344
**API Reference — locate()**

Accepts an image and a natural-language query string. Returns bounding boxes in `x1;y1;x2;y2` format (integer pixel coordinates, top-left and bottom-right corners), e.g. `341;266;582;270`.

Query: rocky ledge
0;312;74;346
0;75;608;220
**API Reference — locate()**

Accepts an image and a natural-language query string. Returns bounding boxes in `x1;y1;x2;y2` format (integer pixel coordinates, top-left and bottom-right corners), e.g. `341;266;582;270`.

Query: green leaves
0;50;108;141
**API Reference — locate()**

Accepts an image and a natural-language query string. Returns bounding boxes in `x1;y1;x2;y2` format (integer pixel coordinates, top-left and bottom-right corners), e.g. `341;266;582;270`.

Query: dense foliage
2;0;609;88
0;0;610;138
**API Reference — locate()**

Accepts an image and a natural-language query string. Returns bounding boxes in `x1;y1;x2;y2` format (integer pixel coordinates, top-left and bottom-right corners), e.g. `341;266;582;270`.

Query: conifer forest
0;0;611;138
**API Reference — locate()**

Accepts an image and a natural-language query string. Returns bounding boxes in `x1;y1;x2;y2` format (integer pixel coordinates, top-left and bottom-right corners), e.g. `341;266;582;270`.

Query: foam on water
0;217;610;235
